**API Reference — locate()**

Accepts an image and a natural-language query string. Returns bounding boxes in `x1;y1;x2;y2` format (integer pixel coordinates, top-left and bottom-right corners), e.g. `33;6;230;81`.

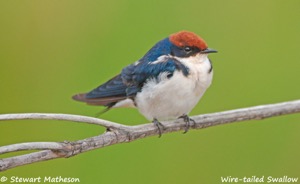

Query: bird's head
169;31;217;57
141;31;217;62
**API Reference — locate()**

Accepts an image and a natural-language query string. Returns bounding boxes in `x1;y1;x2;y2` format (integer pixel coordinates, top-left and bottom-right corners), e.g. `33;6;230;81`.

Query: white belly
135;55;213;121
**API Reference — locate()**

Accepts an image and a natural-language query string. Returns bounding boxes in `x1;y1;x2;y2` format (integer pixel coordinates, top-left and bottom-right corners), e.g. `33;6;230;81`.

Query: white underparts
113;98;135;108
135;53;213;121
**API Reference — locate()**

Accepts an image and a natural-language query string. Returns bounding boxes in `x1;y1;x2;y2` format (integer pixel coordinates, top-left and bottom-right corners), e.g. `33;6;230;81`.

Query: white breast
135;54;213;121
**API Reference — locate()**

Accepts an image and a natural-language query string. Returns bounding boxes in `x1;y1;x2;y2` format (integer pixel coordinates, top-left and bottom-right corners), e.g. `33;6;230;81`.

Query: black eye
184;46;192;52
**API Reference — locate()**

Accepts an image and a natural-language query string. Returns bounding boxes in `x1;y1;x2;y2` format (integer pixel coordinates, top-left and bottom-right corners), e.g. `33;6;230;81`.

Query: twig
1;99;300;171
0;142;67;154
0;113;129;130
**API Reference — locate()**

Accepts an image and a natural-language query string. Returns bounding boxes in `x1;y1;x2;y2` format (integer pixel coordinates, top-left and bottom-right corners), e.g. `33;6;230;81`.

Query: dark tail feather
72;93;127;106
72;93;119;116
72;93;88;102
95;104;115;117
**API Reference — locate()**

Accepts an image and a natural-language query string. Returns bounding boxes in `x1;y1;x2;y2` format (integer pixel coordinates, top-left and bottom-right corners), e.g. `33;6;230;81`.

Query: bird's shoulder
121;55;189;86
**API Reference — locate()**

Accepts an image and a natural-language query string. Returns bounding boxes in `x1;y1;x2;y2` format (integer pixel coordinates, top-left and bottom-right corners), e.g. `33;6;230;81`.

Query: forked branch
1;99;300;171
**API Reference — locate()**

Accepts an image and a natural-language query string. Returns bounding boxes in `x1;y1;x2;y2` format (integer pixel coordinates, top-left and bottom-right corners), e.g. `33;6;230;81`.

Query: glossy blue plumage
122;57;189;96
140;38;172;62
86;38;189;101
85;75;126;98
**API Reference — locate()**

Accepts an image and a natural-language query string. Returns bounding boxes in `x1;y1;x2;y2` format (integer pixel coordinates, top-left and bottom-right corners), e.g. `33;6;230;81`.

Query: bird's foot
178;115;195;134
152;118;165;138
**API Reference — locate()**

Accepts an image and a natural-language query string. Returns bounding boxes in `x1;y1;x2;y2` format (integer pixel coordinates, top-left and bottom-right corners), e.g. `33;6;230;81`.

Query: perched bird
73;31;217;136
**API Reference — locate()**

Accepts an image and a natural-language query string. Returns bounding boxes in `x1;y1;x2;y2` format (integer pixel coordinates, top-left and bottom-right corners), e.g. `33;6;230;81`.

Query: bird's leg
152;118;165;138
178;114;196;134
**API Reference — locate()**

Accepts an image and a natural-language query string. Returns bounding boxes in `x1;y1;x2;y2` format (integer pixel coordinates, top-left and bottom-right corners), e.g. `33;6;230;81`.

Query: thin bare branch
0;113;129;130
0;142;67;154
1;99;300;172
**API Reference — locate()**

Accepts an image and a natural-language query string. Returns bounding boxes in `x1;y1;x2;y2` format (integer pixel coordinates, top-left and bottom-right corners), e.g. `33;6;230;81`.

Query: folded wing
72;75;128;106
73;57;189;107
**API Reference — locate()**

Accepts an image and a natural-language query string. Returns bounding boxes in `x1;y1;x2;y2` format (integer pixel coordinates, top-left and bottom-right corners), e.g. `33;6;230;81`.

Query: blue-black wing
121;57;189;96
72;57;189;106
72;75;129;106
86;75;126;98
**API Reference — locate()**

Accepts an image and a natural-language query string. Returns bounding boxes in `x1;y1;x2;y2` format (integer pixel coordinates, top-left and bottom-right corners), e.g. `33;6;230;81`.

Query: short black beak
200;48;218;54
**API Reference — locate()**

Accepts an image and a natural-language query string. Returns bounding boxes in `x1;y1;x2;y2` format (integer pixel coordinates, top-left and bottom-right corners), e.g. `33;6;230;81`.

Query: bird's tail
72;93;127;106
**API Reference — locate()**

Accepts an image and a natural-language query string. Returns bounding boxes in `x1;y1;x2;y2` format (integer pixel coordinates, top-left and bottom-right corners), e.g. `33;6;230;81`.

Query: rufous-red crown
169;31;208;50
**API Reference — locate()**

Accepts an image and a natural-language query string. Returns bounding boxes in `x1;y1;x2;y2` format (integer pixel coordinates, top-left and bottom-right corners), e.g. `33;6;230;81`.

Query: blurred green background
1;0;300;183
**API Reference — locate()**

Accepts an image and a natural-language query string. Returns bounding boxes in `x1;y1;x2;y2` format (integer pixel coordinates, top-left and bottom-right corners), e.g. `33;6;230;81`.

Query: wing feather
72;56;189;107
